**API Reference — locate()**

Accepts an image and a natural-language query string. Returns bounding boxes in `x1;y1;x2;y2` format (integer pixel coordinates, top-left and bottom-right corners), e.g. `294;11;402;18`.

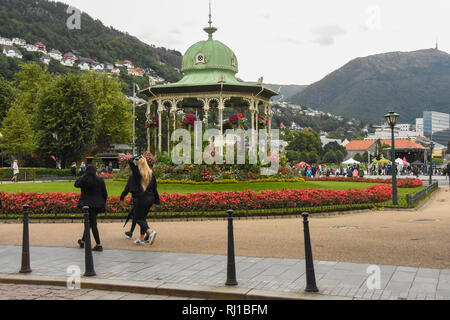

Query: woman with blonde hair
120;155;160;245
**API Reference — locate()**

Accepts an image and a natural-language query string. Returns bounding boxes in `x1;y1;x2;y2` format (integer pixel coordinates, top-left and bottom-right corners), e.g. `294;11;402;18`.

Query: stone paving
1;245;449;300
0;283;199;300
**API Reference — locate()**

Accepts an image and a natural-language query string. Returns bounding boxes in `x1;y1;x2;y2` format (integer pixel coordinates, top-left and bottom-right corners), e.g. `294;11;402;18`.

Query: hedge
0;168;36;180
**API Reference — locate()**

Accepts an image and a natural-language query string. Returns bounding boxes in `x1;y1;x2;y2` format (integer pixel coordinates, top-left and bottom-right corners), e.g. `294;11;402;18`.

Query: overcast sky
60;0;450;85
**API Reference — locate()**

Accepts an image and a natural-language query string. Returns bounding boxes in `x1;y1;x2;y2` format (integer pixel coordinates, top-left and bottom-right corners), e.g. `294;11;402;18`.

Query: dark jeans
135;195;155;236
82;208;101;245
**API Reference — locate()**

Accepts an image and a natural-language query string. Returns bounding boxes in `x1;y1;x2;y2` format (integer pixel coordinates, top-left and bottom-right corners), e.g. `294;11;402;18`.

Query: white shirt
12;162;19;174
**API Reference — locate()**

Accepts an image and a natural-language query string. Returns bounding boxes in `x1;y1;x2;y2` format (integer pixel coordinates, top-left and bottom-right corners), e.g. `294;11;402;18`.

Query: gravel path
0;187;448;269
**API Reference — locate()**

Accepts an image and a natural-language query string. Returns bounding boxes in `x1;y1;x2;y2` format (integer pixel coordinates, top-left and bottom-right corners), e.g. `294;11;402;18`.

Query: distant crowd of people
70;162;114;177
295;164;364;178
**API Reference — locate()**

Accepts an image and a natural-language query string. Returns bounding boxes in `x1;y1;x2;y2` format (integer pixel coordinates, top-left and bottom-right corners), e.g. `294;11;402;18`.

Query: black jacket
75;176;108;211
120;159;160;204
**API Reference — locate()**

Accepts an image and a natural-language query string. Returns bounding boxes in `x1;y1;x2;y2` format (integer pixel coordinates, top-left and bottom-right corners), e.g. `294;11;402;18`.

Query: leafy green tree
36;73;96;167
81;72;133;152
0;103;36;160
322;150;338;164
286;130;323;155
0;76;16;124
306;151;319;164
323;141;347;157
335;150;345;163
285;150;300;163
14;63;53;126
354;152;368;163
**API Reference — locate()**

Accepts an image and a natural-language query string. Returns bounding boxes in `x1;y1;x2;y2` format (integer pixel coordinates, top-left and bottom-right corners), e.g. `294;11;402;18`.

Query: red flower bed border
0;185;392;215
305;177;422;188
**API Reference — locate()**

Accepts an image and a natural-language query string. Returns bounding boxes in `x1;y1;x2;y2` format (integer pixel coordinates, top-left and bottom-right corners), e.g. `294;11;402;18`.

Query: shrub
0;168;36;180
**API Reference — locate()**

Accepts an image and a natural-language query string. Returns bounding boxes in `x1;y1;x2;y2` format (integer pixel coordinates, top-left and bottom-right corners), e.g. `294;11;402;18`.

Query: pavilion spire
204;0;217;39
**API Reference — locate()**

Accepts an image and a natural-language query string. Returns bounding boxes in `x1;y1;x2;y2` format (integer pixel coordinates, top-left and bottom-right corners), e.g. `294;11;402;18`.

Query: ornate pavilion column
167;103;170;154
199;98;210;129
157;99;163;153
146;101;151;152
265;102;273;153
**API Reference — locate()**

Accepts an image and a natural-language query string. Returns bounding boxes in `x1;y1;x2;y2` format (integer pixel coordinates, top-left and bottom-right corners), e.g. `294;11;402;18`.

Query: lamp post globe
384;111;399;205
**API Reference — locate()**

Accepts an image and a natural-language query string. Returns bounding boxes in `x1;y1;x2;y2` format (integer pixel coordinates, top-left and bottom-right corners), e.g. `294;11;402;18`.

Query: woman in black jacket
120;155;160;245
75;165;108;252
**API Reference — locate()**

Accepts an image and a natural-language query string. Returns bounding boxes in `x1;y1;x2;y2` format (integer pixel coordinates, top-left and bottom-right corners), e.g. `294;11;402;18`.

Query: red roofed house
345;140;377;159
34;42;47;53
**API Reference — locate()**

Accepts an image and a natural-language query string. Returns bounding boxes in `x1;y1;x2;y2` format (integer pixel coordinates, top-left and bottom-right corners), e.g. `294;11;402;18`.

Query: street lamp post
429;141;434;185
385;111;400;205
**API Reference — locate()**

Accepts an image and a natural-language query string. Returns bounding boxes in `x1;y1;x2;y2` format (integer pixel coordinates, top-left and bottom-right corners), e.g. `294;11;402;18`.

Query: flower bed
305;177;422;188
0;185;391;215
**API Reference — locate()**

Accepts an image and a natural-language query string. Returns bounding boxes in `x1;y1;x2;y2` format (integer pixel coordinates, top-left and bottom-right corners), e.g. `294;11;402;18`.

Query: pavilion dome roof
181;24;238;74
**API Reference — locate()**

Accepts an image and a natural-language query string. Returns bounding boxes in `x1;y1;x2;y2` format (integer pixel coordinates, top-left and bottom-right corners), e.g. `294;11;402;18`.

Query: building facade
423;111;450;146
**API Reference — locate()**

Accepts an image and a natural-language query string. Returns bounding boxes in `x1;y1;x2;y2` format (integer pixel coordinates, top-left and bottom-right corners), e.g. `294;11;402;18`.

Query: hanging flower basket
145;115;159;128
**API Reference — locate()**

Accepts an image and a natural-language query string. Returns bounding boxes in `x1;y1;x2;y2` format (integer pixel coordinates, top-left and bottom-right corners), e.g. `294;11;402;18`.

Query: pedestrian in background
75;165;108;252
79;162;86;176
11;160;19;183
70;162;77;177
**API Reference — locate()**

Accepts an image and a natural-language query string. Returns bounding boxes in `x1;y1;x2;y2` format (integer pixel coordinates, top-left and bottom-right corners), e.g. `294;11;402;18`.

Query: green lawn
0;180;377;196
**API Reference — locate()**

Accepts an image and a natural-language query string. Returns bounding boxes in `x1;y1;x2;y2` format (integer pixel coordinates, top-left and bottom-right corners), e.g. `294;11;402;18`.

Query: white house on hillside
78;62;90;70
23;44;38;52
111;68;120;75
3;47;22;59
60;58;74;67
12;38;26;46
0;37;13;46
49;49;62;61
92;63;104;71
41;55;51;65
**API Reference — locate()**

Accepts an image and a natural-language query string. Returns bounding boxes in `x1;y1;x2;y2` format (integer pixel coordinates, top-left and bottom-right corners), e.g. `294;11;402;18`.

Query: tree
36;73;96;167
354;153;365;163
0;104;36;160
306;151;319;165
81;72;133;152
14;63;53;127
323;141;347;158
286;130;323;155
322;150;338;164
0;76;16;124
335;150;345;163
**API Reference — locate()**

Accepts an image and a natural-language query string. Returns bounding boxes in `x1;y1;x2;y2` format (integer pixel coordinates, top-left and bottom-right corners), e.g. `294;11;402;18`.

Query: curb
0;274;351;300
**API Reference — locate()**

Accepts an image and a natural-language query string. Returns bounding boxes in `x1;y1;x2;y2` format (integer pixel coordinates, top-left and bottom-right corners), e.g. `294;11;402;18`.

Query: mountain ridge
290;48;450;124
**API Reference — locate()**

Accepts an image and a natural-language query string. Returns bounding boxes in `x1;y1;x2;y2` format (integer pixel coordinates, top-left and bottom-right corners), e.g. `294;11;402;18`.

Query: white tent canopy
342;158;361;165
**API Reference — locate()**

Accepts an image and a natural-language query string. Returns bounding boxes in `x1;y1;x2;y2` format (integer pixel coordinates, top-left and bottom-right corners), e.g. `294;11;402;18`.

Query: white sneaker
147;231;157;245
134;239;146;245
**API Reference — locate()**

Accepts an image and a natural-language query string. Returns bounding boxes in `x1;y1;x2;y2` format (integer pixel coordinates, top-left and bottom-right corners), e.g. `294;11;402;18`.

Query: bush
34;168;72;177
0;168;36;180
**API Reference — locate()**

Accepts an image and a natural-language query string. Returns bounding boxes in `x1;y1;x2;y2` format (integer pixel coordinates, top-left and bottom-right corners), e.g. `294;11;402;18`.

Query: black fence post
83;206;96;277
302;212;319;293
225;209;238;286
19;204;32;274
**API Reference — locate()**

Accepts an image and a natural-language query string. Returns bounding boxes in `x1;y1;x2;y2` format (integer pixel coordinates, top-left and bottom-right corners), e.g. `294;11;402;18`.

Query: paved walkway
0;245;448;300
0;283;197;300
